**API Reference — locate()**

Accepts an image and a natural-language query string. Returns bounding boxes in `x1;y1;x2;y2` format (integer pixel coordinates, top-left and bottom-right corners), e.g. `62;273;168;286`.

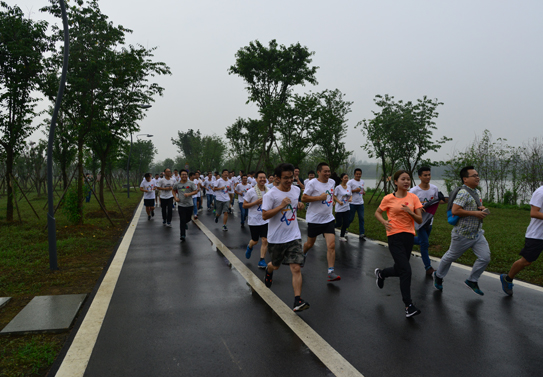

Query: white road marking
55;200;144;377
194;219;364;377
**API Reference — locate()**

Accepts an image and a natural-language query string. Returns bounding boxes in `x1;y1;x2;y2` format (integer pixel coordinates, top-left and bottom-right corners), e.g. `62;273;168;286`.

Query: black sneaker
241;223;244;228
265;269;273;288
180;236;185;242
214;216;219;223
148;215;151;221
359;234;366;241
405;304;421;318
293;298;310;312
375;268;384;289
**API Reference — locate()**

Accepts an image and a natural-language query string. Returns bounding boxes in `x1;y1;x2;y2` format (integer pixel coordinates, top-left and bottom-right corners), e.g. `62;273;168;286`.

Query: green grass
0;186;141;377
300;193;542;286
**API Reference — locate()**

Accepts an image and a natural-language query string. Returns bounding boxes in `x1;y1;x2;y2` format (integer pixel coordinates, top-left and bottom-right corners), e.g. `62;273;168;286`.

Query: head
268;175;274;183
164;168;172;179
228;171;234;178
241;173;248;185
308;170;315;180
173;169;179;176
393;170;411;192
189;172;195;180
460;166;479;188
207;172;212;179
180;169;188;181
195;172;200;179
238;170;243;176
222;169;229;180
274;163;295;190
417;166;432;184
354;168;362;180
316;162;331;180
340;173;349;184
155;174;159;179
144;173;152;182
294;167;300;177
256;171;267;186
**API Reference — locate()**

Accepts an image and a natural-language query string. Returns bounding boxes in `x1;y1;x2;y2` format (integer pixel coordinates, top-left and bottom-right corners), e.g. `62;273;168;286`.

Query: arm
333;194;342;205
375;208;392;232
451;203;487;219
401;206;423;224
531;206;543;220
301;192;328;203
295;177;305;190
243;197;262;209
262;197;290;221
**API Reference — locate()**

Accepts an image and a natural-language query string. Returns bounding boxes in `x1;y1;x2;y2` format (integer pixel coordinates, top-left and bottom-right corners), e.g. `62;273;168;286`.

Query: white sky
17;0;543;164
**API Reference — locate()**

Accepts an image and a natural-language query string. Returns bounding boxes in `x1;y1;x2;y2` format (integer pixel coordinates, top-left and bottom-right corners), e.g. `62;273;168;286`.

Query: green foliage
61;183;88;224
225;117;265;172
171;129;225;171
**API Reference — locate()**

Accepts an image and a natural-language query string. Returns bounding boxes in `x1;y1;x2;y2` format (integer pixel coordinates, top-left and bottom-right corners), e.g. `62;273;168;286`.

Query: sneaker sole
293;302;310;312
406;309;421;318
327;275;341;281
374;268;384;289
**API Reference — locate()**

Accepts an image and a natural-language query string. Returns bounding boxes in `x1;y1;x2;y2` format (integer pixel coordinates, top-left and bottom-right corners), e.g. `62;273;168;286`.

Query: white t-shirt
140;179;155;200
303;178;313;189
215;178;232;202
304;178;335;224
172;174;181;183
243;186;270;226
262;186;301;244
334;185;351;213
347;179;365;205
266;183;274;189
248;177;257;186
156;177;176;199
192;178;202;198
235;183;252;201
410;184;440;225
526;186;543;240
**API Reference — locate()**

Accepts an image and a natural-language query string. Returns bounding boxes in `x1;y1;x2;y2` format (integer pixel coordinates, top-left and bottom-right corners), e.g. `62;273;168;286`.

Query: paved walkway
52;200;543;376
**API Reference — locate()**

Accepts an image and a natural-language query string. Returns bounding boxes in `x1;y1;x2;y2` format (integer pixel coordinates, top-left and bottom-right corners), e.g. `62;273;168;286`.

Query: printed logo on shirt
280;204;297;225
322;189;334;207
257;204;262;212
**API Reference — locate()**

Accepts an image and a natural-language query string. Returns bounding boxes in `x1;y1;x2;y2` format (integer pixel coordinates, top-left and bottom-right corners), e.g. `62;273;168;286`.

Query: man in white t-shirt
228;171;237;213
347;168;366;240
156;168;176;227
262;163;309;312
301;162;341;282
410;166;447;276
154;173;161;207
204;172;214;211
140;173;156;220
500;185;543;296
303;170;315;189
189;172;202;220
235;174;252;227
243;171;270;269
213;169;233;231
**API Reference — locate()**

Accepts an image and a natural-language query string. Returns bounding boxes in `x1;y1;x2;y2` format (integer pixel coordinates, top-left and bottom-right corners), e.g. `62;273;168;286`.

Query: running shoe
222;225;228;231
214;216;218;223
213;209;216;214
148;215;151;221
405;304;421;318
500;274;514;296
246;245;253;259
207;208;211;212
433;271;443;291
167;223;172;228
359;234;366;241
465;280;484;296
375;268;384;289
339;237;347;242
293;298;310;312
180;236;185;243
162;221;166;226
327;271;341;281
265;269;273;288
258;259;267;269
194;215;198;220
241;223;244;228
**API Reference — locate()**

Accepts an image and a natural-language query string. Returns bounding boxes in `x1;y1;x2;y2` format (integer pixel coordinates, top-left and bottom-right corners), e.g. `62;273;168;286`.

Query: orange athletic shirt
379;192;423;236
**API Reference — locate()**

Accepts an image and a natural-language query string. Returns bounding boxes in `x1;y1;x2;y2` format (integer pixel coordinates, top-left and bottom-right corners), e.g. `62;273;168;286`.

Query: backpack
446;185;481;226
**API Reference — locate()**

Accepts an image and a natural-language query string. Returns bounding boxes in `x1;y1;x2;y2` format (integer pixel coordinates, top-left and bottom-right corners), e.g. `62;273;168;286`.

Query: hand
297;202;304;210
319;192;328;201
473;211;487;220
256;198;263;205
281;197;291;207
175;198;180;202
401;204;413;215
184;193;190;198
382;220;392;231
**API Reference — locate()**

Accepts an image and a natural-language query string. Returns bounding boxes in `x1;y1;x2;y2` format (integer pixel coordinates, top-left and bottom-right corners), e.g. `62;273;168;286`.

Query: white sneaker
339;237;347;242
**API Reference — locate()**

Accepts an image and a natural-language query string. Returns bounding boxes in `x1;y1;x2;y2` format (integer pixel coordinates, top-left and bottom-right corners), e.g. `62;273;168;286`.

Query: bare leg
223;212;228;225
248;239;258;249
324;233;336;268
303;237;316;254
508;257;532;279
260;238;268;259
290;264;302;296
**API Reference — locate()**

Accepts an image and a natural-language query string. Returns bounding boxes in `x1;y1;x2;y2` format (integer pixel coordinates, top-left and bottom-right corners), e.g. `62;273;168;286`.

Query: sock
505;275;513;283
328;267;334;274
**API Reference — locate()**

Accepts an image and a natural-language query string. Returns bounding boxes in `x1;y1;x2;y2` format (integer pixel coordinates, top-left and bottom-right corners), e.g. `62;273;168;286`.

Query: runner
334;173;352;242
301;162;341;281
433;166;491;296
304;170;315;188
293;167;305;191
410;166;447;275
213;169;232;231
234;174;252;228
172;169;180;209
243;171;270;268
266;174;275;189
374;170;423;317
500;184;543;295
139;173;156;220
154;173;160;207
228;170;236;213
262;163;309;312
347;168;366;241
195;171;203;211
173;170;198;242
156;168;176;227
189;172;202;220
204;172;214;211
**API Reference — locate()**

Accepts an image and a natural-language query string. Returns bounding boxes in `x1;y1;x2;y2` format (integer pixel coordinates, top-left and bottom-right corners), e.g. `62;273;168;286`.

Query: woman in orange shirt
374;170;423;318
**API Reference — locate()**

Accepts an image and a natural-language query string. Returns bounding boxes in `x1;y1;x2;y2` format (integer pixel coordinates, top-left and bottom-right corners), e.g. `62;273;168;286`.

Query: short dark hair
241;173;248;178
354;168;362;175
316;162;329;172
256;170;267;178
274;163;295;178
222;169;229;174
189;172;195;178
180;169;188;174
460;166;475;183
417;166;431;177
308;170;315;176
144;173;151;178
174;169;178;172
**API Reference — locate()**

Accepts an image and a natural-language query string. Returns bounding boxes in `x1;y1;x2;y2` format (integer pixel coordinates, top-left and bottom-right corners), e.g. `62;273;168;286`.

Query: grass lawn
0;187;141;377
299;191;542;286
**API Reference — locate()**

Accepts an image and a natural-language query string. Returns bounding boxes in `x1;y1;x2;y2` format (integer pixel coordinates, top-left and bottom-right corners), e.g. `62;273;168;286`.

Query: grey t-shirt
174;181;197;207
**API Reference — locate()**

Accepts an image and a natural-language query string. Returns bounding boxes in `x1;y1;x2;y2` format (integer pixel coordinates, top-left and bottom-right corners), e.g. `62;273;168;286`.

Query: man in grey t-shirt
173;170;198;242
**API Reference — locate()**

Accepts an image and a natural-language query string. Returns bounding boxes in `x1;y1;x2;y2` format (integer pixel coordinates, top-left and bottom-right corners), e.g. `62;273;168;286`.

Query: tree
0;2;50;220
225;117;265;172
228;39;318;170
171;129;225;171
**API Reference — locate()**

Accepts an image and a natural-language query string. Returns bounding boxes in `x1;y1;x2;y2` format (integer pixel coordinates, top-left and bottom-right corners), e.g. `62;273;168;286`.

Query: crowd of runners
139;163;543;318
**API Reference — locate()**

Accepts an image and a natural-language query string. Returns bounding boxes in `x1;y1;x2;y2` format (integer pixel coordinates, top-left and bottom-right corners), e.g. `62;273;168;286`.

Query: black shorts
519;238;543;262
144;199;155;207
249;224;268;242
307;220;336;238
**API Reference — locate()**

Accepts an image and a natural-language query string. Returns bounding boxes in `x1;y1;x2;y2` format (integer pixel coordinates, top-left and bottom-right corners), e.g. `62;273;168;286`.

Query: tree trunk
99;160;106;207
77;140;84;225
6;150;14;221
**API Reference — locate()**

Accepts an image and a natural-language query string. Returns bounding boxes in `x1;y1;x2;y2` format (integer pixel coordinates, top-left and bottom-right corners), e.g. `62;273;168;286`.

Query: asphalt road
77;201;543;376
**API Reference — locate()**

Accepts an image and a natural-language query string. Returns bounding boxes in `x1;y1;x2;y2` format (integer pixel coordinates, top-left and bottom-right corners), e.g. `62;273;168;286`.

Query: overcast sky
17;0;543;165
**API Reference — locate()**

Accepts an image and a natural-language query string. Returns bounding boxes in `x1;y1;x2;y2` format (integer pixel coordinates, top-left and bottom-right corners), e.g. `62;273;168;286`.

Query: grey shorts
215;200;230;215
269;239;304;266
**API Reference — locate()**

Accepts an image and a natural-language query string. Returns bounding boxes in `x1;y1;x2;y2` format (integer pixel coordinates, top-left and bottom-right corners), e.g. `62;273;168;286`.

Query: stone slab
1;294;86;334
0;297;11;309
